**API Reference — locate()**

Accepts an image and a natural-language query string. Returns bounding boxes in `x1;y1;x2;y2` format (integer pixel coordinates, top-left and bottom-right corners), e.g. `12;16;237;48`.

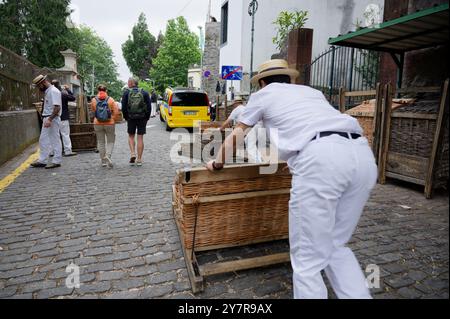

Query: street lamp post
198;26;204;90
248;0;258;92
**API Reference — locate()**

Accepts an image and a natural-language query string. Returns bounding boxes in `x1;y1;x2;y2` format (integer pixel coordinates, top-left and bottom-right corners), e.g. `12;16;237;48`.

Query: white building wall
220;0;384;95
188;68;202;89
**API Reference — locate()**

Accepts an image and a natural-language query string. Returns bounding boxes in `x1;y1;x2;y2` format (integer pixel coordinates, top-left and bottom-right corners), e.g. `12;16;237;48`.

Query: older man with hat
31;75;63;169
207;59;378;299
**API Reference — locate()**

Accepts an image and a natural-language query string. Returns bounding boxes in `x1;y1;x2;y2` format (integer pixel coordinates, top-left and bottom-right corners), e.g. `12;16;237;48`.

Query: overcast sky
70;0;221;82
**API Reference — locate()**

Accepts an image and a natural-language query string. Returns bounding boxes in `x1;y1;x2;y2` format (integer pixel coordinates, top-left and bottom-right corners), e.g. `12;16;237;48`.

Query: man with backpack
90;85;119;168
121;77;152;166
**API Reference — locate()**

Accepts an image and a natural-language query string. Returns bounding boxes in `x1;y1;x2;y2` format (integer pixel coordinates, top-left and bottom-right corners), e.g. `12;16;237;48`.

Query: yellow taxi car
159;87;210;131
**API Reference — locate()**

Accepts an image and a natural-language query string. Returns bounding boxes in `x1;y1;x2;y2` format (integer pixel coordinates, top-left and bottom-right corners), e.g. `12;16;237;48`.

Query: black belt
312;131;362;141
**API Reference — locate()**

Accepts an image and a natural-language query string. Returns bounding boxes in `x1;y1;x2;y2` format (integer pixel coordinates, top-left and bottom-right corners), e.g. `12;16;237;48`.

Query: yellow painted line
0;151;40;193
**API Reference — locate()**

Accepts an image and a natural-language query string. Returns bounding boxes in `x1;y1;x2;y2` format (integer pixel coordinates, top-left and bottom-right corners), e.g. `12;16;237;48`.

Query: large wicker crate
379;80;449;198
346;99;409;147
173;163;291;250
70;124;97;151
172;163;291;293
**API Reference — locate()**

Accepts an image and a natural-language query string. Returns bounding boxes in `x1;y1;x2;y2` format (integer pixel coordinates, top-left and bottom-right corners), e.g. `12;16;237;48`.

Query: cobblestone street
0;120;448;299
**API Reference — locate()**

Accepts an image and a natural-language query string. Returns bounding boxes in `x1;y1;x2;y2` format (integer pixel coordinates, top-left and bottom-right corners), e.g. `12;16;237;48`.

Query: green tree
150;17;201;92
0;0;72;68
122;13;159;80
68;26;124;100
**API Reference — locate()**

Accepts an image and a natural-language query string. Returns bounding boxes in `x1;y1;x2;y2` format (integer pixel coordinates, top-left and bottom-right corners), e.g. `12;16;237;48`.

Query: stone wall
202;22;224;103
0;110;40;166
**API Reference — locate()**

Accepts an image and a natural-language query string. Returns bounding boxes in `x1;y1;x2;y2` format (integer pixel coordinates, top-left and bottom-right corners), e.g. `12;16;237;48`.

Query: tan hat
32;74;47;86
251;59;299;86
233;95;244;103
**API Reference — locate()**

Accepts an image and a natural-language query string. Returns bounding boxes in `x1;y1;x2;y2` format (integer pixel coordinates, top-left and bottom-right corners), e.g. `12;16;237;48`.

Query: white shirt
239;83;363;163
228;104;245;125
42;85;62;117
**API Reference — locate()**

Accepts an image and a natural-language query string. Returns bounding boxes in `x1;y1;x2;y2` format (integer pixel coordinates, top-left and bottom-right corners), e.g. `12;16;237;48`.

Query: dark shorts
127;119;148;135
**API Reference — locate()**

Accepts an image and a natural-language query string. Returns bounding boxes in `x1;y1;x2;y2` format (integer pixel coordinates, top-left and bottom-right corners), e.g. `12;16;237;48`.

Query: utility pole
248;0;258;92
198;26;204;90
207;0;212;22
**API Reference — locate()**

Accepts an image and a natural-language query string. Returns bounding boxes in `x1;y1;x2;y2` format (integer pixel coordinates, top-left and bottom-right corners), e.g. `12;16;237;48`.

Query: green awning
328;3;449;53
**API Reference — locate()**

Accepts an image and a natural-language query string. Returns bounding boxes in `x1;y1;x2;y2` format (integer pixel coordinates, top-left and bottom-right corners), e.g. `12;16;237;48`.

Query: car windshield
171;92;208;107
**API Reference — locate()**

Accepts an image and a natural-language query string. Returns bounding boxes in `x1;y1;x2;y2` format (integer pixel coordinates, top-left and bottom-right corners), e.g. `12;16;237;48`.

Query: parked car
159;87;210;131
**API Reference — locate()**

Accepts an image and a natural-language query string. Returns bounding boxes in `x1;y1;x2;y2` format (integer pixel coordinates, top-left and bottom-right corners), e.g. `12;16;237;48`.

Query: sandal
130;154;137;165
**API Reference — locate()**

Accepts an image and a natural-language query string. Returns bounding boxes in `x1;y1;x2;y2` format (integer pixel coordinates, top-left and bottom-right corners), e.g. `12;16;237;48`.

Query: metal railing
304;46;381;107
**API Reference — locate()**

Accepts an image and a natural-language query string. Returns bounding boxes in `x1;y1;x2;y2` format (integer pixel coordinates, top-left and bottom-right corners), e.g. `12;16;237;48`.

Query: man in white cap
206;59;378;299
31;75;63;169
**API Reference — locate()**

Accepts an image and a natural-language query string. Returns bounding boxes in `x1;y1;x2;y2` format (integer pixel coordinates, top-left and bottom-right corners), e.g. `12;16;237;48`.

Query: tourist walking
90;85;119;168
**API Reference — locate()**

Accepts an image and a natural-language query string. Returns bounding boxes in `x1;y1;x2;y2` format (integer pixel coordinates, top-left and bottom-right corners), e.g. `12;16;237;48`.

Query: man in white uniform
31;75;63;169
220;96;262;163
207;60;378;299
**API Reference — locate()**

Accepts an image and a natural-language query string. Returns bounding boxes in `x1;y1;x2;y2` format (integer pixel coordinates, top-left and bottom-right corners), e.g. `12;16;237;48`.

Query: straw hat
251;59;299;86
32;74;47;86
233;95;244;103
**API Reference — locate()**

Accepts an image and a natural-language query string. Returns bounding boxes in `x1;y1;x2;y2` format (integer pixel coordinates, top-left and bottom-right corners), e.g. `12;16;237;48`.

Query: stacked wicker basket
379;81;449;198
69;124;97;152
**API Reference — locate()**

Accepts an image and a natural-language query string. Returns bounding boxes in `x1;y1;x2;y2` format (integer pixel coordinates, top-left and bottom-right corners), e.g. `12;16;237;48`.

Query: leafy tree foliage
122;13;159;80
0;0;72;68
150;17;201;92
68;26;124;100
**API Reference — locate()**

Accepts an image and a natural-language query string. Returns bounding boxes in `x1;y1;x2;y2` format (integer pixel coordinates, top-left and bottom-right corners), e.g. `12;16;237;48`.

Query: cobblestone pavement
0;120;448;299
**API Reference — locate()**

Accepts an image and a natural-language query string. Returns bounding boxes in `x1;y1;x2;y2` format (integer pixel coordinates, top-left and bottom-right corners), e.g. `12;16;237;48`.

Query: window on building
221;2;229;45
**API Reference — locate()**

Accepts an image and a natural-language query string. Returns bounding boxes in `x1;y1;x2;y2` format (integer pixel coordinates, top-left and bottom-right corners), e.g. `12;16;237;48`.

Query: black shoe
31;162;47;168
130;155;136;165
45;163;61;169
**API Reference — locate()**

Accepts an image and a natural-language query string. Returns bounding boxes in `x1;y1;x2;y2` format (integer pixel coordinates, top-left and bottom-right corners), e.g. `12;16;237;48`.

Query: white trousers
288;134;378;299
38;117;62;165
59;120;73;154
151;103;157;117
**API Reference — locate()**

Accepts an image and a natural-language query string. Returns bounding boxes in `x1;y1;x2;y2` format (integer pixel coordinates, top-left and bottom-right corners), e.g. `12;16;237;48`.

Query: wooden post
339;87;346;113
216;95;220;122
372;83;384;161
378;83;394;184
224;98;228;120
424;79;449;199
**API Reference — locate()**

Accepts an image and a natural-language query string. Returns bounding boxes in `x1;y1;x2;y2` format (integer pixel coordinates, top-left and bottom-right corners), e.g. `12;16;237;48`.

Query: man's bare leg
128;134;136;163
137;135;144;163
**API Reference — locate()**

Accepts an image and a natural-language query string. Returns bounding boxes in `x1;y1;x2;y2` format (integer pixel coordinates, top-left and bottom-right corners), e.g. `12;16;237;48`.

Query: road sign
221;65;243;81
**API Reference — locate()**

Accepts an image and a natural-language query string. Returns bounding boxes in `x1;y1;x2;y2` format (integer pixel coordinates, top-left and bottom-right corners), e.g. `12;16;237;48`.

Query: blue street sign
221;65;243;81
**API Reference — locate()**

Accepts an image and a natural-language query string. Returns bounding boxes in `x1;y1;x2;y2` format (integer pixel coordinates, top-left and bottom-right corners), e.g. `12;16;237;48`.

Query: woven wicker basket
346;99;409;147
70;124;97;151
387;99;448;183
379;80;449;198
173;163;291;250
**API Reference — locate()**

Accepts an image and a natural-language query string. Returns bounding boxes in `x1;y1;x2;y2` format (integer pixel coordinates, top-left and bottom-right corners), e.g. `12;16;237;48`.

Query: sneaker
63;152;78;157
136;160;143;167
30;161;47;168
45;163;61;169
105;157;114;168
130;155;137;166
